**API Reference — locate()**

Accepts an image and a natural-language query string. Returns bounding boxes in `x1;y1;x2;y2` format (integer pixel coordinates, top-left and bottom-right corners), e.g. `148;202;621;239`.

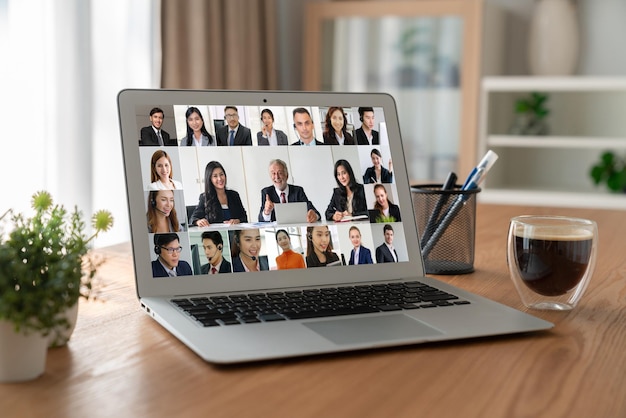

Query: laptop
274;202;308;224
118;89;552;364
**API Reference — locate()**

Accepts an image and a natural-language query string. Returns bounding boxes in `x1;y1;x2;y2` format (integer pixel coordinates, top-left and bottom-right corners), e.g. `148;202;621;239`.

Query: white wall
482;0;626;76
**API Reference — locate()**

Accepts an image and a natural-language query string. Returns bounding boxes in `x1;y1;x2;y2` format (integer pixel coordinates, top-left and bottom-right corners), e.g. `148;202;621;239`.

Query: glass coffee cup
507;215;598;310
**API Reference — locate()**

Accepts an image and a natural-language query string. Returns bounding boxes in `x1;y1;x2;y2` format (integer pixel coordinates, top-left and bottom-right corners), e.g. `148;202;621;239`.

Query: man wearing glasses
152;233;193;277
216;106;252;146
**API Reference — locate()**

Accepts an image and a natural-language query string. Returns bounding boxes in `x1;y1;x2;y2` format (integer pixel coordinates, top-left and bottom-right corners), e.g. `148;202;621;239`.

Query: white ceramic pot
48;302;79;348
0;320;48;382
528;0;579;75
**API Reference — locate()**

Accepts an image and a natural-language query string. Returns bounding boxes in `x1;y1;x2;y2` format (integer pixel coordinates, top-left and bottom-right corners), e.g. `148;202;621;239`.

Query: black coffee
514;234;593;296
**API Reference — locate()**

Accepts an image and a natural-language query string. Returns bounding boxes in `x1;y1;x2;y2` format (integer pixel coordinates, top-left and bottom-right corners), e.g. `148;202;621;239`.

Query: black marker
420;172;457;247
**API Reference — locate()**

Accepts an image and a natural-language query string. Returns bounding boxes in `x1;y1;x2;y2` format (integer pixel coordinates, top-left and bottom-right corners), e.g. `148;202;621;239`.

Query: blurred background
2;0;625;246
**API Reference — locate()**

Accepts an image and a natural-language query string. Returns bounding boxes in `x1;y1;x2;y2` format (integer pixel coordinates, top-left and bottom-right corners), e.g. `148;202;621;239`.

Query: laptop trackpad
303;314;444;345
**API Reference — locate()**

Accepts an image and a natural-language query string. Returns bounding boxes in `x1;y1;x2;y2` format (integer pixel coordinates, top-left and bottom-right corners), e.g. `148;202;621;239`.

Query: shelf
487;135;626;149
479;189;626;210
479;76;626;209
483;76;626;91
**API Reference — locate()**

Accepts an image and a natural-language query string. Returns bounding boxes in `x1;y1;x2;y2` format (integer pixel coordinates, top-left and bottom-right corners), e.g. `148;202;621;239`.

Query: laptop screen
118;90;424;297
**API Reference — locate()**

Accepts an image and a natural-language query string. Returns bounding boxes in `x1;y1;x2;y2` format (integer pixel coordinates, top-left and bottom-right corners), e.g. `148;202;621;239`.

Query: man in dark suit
231;229;270;273
140;107;176;146
375;224;398;263
291;107;324;146
348;226;373;265
199;231;232;274
151;233;193;277
216;106;252;146
355;107;380;146
258;159;320;223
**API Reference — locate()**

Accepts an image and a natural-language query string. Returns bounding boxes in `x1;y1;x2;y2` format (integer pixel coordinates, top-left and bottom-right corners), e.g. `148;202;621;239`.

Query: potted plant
590;151;626;193
508;92;550;135
0;191;113;382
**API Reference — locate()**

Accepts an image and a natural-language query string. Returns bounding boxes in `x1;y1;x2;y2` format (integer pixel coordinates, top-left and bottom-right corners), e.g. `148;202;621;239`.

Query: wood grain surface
2;204;625;418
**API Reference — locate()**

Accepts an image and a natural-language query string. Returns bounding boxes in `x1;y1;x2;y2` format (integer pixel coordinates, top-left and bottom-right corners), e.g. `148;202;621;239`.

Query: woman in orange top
275;229;306;270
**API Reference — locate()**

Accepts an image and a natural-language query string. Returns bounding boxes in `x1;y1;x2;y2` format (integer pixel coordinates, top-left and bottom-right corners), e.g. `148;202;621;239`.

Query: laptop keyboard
171;281;471;327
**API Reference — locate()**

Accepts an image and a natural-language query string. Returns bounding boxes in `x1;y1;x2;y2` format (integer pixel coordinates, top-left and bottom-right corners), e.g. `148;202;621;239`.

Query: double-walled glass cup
507;215;598;310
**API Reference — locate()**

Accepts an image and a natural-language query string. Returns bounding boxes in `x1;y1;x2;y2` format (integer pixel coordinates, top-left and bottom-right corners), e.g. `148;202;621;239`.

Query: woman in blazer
322;106;355;145
181;107;216;146
257;108;288;145
370;184;401;223
363;148;393;184
190;161;248;226
325;159;368;221
305;225;340;268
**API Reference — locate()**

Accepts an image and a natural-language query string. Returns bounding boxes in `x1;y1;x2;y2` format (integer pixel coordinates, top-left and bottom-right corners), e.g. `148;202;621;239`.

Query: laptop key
220;318;242;326
258;313;286;322
378;304;402;312
199;319;220;327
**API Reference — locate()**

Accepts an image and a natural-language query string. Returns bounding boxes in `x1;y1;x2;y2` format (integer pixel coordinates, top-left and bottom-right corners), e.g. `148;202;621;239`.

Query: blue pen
421;150;498;258
462;150;498;190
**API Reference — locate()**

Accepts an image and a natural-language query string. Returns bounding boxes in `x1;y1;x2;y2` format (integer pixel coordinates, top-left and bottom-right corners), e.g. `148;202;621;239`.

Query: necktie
229;130;235;146
211;267;217;274
157;130;164;146
167;269;176;277
280;192;286;203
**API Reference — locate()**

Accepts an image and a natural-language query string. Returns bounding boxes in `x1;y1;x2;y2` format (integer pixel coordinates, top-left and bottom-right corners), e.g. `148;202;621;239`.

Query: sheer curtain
160;0;278;89
1;0;159;246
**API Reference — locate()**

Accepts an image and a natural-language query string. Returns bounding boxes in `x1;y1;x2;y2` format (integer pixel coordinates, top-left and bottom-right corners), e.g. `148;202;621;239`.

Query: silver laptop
274;202;308;224
117;89;552;364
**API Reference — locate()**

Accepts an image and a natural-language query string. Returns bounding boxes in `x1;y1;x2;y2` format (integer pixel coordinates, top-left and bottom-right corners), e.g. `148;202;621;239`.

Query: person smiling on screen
189;161;248;227
325;159;368;222
275;229;306;270
232;229;269;272
305;225;340;268
258;159;319;223
147;190;183;233
148;150;183;190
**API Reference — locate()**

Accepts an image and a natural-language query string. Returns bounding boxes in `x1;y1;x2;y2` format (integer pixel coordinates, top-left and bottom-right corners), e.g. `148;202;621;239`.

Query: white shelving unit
478;76;626;209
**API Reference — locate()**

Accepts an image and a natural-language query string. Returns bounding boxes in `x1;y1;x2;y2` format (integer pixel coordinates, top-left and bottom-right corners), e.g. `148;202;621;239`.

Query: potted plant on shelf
508;92;550;135
0;191;113;382
590;151;626;193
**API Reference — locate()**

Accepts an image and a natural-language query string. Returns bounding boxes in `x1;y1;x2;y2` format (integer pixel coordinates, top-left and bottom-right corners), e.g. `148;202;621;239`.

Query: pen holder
411;184;480;275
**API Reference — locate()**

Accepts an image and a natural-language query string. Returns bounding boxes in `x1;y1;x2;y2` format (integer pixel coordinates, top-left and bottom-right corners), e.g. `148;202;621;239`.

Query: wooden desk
2;204;625;418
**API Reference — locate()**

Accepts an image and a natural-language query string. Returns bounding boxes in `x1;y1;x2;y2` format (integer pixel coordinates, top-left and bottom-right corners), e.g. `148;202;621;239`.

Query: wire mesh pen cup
411;184;480;275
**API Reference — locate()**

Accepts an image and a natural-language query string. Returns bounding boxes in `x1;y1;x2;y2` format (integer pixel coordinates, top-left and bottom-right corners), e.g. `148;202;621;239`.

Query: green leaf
590;165;604;184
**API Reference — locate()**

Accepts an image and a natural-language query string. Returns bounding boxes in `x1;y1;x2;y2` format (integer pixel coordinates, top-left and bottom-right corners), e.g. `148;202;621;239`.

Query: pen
421;151;498;259
462;150;498;191
420;172;457;246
